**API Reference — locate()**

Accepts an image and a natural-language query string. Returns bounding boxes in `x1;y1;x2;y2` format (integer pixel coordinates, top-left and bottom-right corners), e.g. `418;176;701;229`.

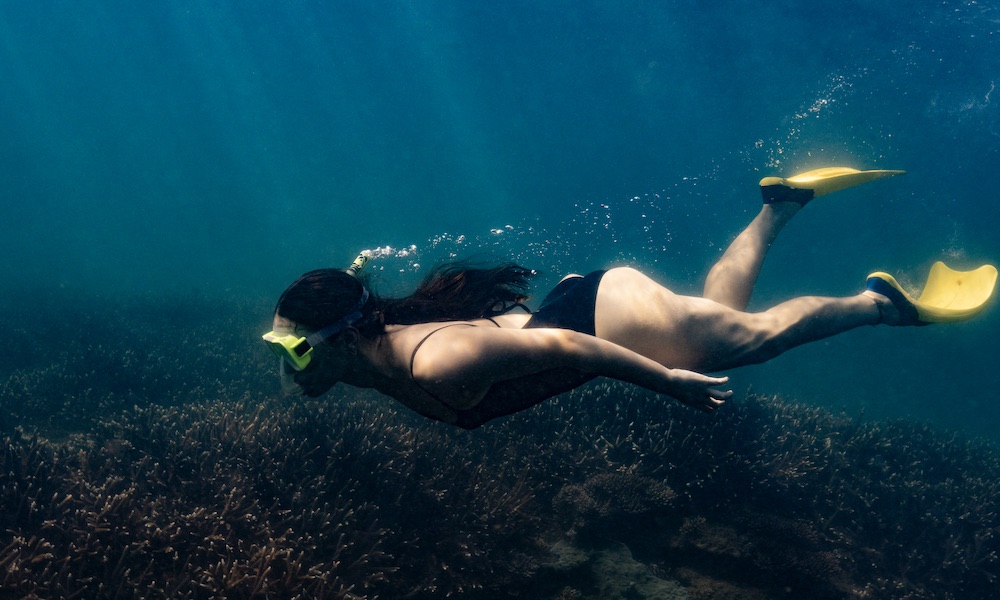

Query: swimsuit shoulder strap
409;323;476;409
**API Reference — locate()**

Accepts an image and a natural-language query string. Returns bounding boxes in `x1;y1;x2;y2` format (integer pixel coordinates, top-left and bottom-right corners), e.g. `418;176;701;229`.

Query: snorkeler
263;168;997;429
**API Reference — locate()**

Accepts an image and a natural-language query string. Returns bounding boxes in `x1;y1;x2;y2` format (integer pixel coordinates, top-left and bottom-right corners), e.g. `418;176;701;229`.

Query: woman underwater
263;168;997;429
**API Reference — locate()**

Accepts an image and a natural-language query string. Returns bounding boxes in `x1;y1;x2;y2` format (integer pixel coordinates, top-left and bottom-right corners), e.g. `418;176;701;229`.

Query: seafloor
2;291;998;599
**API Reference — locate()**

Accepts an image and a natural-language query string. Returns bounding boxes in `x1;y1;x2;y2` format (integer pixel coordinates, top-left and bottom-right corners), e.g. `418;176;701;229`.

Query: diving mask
263;288;370;371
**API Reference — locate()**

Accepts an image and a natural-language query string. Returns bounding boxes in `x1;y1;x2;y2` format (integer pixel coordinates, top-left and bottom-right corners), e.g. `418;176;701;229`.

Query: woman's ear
341;328;361;355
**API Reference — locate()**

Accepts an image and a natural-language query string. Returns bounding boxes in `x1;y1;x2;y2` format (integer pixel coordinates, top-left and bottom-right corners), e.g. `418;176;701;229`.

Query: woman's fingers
711;387;733;400
668;372;733;412
693;376;732;412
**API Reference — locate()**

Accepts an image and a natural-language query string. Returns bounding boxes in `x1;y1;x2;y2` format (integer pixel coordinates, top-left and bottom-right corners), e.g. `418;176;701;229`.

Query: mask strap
304;288;370;347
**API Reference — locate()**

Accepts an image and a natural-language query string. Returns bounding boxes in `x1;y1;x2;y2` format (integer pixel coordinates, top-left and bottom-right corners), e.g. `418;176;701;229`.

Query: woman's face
271;314;347;397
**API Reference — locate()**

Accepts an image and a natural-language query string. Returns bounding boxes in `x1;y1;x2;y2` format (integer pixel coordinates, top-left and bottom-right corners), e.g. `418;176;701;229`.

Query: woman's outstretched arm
411;326;733;412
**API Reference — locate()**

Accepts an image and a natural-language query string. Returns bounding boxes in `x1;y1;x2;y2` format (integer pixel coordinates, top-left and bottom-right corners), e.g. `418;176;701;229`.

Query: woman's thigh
595;267;764;371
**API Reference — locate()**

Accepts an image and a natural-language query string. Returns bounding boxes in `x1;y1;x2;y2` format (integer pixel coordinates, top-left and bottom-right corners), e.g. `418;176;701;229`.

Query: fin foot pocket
866;262;998;324
760;167;906;205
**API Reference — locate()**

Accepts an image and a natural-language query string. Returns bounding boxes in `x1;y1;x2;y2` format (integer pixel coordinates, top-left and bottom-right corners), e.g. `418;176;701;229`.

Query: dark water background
2;1;999;438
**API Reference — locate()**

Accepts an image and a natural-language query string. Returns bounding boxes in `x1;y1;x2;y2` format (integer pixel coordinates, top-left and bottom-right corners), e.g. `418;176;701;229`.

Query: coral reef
541;382;1000;599
553;471;676;544
2;289;1000;599
1;402;388;598
0;395;553;598
555;472;677;521
539;541;686;600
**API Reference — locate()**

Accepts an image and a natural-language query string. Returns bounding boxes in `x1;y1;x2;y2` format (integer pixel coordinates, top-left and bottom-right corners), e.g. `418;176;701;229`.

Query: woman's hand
662;370;732;412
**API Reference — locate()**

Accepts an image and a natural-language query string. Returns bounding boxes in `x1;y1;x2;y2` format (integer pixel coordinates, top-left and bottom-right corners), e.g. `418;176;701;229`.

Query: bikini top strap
409;323;476;409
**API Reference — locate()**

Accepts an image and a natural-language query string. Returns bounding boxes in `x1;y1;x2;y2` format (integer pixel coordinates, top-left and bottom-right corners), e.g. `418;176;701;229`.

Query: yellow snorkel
346;250;373;277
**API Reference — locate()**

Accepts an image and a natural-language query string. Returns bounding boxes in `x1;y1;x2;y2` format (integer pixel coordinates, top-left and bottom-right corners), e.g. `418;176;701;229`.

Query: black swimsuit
523;270;606;335
410;270;607;429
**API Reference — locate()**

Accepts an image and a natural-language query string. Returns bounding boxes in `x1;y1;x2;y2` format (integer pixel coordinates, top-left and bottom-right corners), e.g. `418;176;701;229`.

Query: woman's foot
864;274;925;326
863;290;900;325
760;180;815;205
759;167;906;207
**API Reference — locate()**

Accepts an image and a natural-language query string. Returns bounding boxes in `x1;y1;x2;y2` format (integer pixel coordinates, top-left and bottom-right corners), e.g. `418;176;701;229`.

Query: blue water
2;1;999;437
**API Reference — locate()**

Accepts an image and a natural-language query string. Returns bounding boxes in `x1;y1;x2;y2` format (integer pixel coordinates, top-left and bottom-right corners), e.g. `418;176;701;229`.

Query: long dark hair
274;262;535;336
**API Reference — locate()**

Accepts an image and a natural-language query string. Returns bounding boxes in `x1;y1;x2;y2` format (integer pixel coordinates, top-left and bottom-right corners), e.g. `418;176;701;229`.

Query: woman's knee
706;312;785;368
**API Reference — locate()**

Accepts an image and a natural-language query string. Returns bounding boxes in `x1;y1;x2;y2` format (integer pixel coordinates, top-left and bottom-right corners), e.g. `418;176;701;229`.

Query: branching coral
554;472;676;537
1;400;390;598
549;385;1000;599
0;391;559;598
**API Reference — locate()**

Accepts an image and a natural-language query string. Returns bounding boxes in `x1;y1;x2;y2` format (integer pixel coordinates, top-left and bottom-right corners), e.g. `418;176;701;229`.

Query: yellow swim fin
866;262;998;324
760;167;906;205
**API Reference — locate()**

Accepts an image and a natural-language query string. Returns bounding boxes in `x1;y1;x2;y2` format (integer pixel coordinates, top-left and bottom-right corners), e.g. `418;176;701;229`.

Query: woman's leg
703;202;800;310
596;267;882;372
688;293;883;371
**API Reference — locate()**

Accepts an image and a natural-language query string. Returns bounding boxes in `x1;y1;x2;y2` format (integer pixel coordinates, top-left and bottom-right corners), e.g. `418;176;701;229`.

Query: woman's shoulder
399;318;525;365
386;320;498;361
390;314;530;337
